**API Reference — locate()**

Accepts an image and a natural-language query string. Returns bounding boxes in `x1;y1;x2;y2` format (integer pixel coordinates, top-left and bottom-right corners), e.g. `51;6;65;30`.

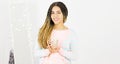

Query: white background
0;0;120;64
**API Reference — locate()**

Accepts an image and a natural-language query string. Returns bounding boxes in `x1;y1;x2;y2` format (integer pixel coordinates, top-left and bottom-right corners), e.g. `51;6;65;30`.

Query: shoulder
68;28;77;35
66;28;78;40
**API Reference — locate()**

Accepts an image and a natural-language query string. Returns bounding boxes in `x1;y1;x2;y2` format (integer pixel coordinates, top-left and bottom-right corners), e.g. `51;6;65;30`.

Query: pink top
34;29;79;64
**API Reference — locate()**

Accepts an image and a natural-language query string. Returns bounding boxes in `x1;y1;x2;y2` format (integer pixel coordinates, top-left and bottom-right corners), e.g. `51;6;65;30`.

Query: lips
53;18;59;21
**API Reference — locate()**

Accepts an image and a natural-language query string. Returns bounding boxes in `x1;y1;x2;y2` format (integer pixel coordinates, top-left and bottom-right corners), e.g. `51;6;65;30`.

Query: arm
34;42;50;58
33;42;50;64
58;31;79;61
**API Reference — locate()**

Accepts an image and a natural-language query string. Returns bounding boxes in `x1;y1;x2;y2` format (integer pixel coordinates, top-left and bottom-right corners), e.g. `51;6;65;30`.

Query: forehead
52;6;61;11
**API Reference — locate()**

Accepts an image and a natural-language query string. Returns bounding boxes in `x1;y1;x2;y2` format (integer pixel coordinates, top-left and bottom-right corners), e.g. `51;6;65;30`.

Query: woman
34;1;78;64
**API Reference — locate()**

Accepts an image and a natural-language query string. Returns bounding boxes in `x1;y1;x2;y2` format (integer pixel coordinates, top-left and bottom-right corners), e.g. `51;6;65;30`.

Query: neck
53;23;67;30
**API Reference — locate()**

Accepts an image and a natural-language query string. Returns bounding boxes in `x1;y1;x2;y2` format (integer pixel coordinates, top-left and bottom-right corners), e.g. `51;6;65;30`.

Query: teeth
54;18;59;21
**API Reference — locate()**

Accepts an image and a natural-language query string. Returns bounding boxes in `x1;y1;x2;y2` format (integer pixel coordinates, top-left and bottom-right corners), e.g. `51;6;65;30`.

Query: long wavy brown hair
38;1;68;49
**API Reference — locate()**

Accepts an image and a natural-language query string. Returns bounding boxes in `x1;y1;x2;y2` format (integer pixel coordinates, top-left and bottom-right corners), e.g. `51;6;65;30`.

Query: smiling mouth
53;18;59;21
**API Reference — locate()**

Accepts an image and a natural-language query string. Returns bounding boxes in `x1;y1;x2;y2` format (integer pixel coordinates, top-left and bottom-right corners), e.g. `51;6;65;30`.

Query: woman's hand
47;40;60;53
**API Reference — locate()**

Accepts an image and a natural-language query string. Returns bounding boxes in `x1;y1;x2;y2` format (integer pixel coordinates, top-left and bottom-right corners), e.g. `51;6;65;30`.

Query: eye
51;11;54;14
57;11;61;14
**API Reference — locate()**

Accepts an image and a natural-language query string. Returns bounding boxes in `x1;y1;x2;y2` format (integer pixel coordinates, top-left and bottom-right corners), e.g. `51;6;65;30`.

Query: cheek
51;15;53;20
51;14;52;18
59;15;64;19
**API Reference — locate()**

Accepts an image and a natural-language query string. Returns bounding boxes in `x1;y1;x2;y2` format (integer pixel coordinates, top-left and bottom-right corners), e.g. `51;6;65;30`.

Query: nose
53;13;58;17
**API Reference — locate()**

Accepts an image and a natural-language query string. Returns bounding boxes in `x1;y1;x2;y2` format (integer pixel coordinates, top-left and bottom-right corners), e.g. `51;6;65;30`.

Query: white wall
0;0;120;64
10;0;33;64
0;0;12;64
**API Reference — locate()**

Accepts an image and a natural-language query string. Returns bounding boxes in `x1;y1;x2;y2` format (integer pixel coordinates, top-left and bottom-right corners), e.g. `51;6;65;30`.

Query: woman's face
51;6;64;25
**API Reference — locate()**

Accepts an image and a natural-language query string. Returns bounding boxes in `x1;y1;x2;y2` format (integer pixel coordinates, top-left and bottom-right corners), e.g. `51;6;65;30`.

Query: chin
53;21;60;24
54;23;59;25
